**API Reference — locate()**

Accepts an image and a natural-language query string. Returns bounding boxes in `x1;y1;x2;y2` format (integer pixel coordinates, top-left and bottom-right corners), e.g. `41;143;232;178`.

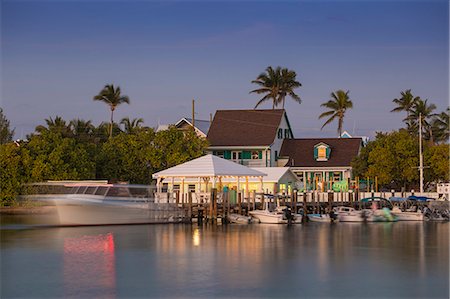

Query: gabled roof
152;154;266;178
175;118;211;136
207;109;286;147
279;138;362;167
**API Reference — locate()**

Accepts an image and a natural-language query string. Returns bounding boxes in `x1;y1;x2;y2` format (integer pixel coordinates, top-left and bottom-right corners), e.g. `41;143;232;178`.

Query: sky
1;0;449;140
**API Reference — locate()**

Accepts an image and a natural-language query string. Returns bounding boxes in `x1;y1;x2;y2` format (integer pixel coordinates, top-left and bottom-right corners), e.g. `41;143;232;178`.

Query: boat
307;214;332;223
333;206;364;222
227;213;252;224
360;197;398;222
391;206;424;221
27;182;186;226
249;205;295;224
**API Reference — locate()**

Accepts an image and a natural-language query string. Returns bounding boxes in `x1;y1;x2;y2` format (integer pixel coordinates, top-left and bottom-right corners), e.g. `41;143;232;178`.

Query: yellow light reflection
192;228;200;246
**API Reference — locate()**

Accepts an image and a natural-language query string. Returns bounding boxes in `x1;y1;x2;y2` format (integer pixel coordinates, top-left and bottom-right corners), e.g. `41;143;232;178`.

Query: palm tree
120;117;144;134
391;89;420;129
69;119;94;142
35;116;72;137
279;68;302;109
406;98;436;142
431;108;449;143
319;90;354;137
250;66;301;109
93;84;130;138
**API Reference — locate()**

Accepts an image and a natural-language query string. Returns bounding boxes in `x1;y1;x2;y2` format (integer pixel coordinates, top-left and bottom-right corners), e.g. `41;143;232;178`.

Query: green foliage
352;129;449;189
97;127;208;184
0;143;29;205
151;127;209;171
25;132;96;181
0;108;15;144
424;143;450;183
352;130;419;188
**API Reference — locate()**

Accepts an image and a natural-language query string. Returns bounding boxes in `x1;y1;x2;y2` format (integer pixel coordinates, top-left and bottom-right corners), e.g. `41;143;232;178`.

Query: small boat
249;205;294;224
307;214;332;223
391;206;424;221
227;213;252;224
333;206;364;222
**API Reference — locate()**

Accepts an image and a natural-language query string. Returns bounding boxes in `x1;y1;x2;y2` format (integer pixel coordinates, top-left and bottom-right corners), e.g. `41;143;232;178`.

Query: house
278;138;362;191
156;117;210;138
207;109;294;167
174;117;210;138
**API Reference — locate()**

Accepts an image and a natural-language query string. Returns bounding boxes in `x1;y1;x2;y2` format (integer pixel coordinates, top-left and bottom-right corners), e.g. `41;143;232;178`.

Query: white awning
152;154;266;179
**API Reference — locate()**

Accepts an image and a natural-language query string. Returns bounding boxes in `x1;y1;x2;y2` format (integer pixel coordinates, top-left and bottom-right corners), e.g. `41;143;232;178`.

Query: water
1;215;449;298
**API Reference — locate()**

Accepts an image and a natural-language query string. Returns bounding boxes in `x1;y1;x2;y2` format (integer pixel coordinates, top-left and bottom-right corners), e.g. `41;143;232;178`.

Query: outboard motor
283;208;294;225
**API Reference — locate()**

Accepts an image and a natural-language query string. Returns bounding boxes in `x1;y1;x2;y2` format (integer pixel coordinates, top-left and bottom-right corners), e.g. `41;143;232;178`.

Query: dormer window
314;143;331;161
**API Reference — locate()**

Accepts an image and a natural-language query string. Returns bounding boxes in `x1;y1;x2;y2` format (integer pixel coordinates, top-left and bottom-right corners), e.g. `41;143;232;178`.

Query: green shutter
224;150;231;159
313;147;318;160
326;147;331;159
258;151;262;159
242;151;251;159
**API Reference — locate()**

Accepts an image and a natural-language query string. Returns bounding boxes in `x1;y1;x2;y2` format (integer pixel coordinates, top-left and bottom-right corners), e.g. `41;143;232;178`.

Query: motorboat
249;205;295;224
333;206;364;222
26;182;186;226
307;214;332;223
391;206;424;221
227;213;252;224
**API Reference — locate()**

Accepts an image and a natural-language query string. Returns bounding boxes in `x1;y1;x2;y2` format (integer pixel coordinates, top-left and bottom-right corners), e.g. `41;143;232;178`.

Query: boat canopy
389;197;407;202
407;195;431;201
360;196;389;202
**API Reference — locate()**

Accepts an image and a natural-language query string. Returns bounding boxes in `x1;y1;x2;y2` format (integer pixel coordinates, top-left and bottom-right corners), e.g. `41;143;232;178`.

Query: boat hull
391;212;424;221
249;211;288;224
38;195;186;226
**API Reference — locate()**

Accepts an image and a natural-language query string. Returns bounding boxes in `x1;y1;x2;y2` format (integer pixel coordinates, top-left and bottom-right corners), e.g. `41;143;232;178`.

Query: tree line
0;104;208;205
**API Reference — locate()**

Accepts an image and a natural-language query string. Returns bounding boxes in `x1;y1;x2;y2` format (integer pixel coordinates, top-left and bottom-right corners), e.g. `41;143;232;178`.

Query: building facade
207;109;293;167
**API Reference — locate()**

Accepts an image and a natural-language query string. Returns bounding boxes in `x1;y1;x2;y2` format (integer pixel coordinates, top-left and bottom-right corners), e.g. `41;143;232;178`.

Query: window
215;151;224;158
232;151;241;160
188;184;196;192
251;151;260;159
173;184;180;191
277;128;283;139
333;172;341;181
284;129;290;139
275;150;278;161
318;147;326;159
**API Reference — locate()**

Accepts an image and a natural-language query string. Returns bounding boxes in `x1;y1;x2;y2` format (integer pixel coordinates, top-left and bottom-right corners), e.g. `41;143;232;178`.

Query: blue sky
1;0;448;139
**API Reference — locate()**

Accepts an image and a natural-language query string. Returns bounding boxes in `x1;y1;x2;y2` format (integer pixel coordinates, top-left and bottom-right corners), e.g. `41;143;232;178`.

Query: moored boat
307;214;332;223
333;206;364;222
227;213;252;224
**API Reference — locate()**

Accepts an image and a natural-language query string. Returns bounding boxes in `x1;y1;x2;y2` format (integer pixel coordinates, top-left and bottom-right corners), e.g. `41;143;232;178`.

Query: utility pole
192;99;195;130
419;113;424;193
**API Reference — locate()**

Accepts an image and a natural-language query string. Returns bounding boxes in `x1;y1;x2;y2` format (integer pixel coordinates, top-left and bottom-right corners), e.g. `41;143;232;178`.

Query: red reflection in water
64;233;116;298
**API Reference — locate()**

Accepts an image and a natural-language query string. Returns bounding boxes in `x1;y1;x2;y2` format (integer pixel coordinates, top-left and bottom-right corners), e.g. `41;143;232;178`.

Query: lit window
318;147;326;159
251;151;260;159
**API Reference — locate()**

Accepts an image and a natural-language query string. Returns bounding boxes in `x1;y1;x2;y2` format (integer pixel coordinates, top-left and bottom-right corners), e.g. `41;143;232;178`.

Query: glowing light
192;228;200;246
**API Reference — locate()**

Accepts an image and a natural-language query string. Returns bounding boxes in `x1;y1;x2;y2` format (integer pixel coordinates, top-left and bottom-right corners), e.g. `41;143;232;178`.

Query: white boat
391;206;424;221
307;214;332;223
249;205;296;224
227;213;252;224
27;182;186;226
333;206;364;222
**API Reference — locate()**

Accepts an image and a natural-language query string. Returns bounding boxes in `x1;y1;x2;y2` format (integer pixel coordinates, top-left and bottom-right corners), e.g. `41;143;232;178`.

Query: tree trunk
110;108;114;139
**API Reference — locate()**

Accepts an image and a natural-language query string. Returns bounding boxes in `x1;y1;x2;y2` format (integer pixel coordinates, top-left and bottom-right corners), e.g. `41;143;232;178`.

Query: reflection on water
63;233;116;298
1;218;449;298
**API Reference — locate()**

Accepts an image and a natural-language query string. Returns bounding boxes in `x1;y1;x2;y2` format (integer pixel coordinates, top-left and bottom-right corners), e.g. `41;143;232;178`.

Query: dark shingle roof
279;138;362;167
207;109;285;146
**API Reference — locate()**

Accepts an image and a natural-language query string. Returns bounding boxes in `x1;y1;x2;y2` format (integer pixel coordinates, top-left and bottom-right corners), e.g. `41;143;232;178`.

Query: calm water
1;215;449;298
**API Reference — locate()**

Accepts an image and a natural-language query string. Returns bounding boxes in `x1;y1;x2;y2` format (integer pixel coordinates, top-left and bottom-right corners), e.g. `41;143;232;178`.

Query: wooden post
188;191;193;223
303;192;307;223
328;191;333;213
251;191;256;211
237;191;242;215
311;191;316;213
175;191;179;205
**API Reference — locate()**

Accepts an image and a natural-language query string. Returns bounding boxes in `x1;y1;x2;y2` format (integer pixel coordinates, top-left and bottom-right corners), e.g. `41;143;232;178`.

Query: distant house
207;109;293;167
156;117;210;138
278;138;362;191
175;118;210;138
340;130;369;146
